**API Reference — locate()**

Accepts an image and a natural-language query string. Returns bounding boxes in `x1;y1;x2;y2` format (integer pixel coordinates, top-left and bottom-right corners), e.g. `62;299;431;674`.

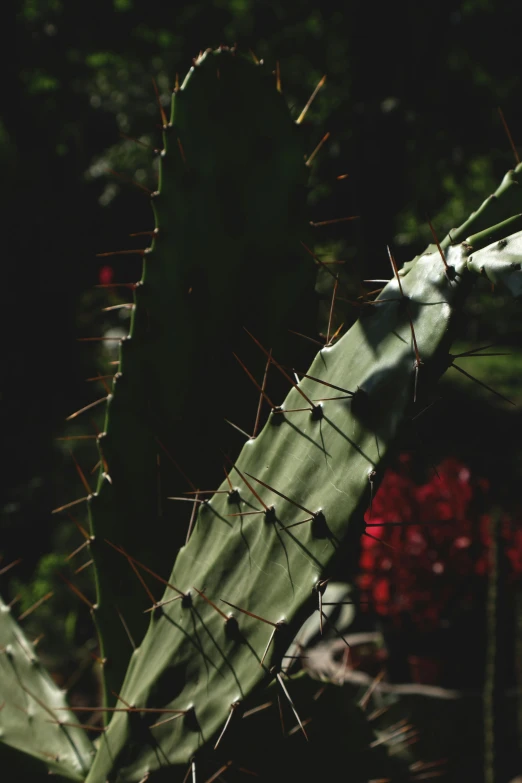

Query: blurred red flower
358;456;522;631
98;265;114;286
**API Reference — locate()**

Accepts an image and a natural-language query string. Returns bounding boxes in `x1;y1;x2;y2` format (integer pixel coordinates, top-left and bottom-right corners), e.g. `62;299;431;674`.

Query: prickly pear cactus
2;45;522;783
0;597;93;780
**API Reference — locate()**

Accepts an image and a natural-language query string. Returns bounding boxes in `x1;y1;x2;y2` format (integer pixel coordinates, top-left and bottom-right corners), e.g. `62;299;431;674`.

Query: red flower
357;456;522;632
98;265;114;286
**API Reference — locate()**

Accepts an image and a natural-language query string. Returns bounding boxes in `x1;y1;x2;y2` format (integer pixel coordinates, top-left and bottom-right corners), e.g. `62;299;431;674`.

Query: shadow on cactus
1;46;522;782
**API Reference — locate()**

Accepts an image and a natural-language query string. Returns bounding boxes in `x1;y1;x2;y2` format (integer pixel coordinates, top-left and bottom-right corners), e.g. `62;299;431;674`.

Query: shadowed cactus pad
87;47;314;703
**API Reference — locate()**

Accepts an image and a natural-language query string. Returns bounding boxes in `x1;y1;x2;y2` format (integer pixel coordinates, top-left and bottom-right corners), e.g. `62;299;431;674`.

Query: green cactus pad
87;47;313;702
466;229;522;297
0;597;93;780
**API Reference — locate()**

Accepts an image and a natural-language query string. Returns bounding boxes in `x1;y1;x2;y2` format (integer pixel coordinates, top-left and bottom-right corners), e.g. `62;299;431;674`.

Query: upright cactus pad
86;47;313;702
2;45;522;783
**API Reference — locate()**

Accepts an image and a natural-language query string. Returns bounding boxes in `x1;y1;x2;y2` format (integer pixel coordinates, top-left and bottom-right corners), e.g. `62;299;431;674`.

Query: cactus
0;596;93;780
2;45;522;782
84;46;313;703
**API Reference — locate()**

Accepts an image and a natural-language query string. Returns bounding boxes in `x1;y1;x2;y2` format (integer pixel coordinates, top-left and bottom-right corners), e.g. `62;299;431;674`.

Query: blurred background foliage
1;0;522;686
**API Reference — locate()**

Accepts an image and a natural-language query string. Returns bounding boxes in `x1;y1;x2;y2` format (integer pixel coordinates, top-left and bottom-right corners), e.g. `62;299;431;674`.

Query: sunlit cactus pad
0;597;93;780
86;239;505;781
